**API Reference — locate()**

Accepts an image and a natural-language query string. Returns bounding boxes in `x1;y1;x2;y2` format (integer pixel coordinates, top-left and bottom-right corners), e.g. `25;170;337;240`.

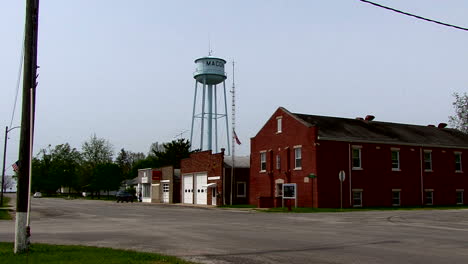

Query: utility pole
15;0;39;254
1;126;20;206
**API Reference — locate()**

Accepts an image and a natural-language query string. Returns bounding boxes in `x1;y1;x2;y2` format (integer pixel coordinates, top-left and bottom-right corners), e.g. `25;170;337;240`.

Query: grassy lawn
0;242;195;264
1;196;11;207
259;205;468;213
218;204;256;208
0;210;12;220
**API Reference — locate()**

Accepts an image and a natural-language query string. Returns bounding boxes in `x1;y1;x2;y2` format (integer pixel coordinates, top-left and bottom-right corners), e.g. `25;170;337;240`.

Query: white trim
208;176;221;180
293;145;302;149
160;180;170;183
204;183;217;187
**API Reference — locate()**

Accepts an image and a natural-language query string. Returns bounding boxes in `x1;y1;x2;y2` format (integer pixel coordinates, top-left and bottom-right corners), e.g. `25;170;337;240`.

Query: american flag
233;131;241;145
12;161;19;173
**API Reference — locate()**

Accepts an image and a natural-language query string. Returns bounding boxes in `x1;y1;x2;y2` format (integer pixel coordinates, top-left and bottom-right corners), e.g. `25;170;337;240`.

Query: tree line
31;135;192;197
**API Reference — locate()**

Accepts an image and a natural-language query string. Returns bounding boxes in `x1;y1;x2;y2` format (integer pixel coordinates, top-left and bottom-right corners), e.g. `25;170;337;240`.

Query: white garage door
183;175;193;204
162;183;170;203
195;173;207;205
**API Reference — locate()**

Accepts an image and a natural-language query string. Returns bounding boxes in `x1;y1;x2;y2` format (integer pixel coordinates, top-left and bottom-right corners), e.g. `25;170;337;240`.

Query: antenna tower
230;61;236;205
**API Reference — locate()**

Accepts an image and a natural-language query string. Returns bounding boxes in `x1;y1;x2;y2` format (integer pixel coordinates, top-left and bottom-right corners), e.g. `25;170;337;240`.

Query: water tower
190;56;231;155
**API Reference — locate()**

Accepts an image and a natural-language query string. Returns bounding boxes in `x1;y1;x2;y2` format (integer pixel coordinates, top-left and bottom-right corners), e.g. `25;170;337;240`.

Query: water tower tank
194;57;227;85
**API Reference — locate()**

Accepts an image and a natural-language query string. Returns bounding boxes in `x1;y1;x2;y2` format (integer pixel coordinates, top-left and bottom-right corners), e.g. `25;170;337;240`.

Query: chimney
438;123;447;129
365;115;375;121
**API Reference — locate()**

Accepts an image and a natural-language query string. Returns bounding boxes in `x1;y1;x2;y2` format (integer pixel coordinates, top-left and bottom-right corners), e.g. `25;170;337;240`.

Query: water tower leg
200;78;207;150
190;80;198;150
214;85;218;153
223;81;231;156
207;84;213;151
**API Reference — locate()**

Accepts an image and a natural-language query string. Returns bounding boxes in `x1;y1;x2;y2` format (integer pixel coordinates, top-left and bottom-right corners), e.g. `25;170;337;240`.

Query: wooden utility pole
15;0;39;254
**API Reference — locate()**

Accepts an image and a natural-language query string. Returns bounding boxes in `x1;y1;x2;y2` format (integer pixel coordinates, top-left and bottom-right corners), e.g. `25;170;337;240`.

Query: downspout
348;143;352;207
420;147;424;205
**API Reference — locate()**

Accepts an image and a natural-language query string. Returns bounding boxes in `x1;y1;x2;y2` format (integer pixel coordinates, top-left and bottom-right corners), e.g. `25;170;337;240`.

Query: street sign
338;170;346;182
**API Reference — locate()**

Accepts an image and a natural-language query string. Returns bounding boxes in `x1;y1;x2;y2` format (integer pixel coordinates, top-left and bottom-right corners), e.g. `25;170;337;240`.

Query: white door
162;183;170;203
183;175;193;204
195;173;207;205
211;187;217;206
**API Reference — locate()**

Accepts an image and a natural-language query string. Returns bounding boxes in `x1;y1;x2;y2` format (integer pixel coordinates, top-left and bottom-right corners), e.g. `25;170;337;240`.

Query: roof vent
356;117;364;121
428;124;435;127
365;115;375;121
438;123;447;129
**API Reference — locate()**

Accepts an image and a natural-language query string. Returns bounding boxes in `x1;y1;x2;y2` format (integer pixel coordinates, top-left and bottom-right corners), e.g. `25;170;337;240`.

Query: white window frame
276;116;282;133
236;182;246;198
294;146;302;170
391;148;400;171
424;150;432;172
352;146;362;170
260;151;267;172
456;189;464;205
392;189;401;206
425;189;433;205
455;152;462;172
352;189;363;207
276;154;281;170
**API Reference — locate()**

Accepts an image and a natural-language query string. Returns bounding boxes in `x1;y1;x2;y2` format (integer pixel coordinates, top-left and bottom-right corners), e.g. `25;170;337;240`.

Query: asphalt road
1;194;468;264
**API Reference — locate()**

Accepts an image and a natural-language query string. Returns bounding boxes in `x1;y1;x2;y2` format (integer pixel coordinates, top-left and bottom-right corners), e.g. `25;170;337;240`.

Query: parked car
33;192;42;198
115;191;134;203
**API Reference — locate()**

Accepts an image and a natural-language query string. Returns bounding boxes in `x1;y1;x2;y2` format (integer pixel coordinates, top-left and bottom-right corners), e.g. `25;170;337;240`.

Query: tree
81;135;114;195
91;163;122;198
116;148;146;179
49;143;82;194
448;92;468;133
81;134;113;166
153;138;192;168
1;175;14;192
31;147;61;194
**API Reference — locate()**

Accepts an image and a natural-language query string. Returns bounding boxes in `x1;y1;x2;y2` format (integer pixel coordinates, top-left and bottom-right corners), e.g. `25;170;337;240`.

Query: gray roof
224;156;250;168
290;111;468;148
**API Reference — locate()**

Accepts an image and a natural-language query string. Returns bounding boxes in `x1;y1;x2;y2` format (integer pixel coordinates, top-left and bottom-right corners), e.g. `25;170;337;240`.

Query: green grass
1;196;11;207
0;210;12;220
218;204;256;208
0;242;195;264
259;205;468;213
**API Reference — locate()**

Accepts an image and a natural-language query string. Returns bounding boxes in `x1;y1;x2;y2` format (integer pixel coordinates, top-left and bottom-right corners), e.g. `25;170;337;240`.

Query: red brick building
181;149;250;206
250;107;468;208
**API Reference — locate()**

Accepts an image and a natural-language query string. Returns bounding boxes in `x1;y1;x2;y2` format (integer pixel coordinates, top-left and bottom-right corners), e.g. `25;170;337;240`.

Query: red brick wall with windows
250;108;319;207
250;109;468;208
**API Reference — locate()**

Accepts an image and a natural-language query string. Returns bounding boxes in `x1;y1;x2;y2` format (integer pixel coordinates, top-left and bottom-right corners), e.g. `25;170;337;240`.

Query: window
294;147;302;169
352;146;362;169
237;182;246;197
260;152;266;172
276;183;283;197
353;190;362;207
276;117;282;133
392;191;401;206
391;150;400;170
276;154;281;170
455;152;462;172
425;190;433;205
143;184;151;198
163;183;169;193
456;190;463;205
424;151;432;171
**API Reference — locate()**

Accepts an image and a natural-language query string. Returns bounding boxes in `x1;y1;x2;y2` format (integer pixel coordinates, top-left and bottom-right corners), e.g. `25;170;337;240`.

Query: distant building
137;167;180;203
250;107;468;208
180;149;250;206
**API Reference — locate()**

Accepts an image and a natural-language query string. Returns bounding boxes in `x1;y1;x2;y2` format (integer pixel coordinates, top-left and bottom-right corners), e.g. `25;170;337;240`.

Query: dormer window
276;116;282;133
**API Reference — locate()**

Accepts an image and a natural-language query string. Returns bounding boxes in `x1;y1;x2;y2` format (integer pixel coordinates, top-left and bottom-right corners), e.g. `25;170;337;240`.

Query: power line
10;32;26;128
360;0;468;32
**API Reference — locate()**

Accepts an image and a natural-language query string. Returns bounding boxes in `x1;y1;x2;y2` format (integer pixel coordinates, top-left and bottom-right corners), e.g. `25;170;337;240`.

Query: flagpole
230;61;236;205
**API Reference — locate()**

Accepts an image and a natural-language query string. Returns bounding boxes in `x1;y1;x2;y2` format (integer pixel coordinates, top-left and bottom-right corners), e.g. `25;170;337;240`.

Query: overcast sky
1;0;467;175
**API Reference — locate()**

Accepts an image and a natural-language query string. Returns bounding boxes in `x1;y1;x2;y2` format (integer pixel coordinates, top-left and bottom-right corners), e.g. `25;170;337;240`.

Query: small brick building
250;107;468;208
180;149;250;206
137;166;180;203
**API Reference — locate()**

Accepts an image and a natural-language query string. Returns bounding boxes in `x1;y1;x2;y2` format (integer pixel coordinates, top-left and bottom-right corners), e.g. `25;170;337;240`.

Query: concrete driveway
1;194;468;264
